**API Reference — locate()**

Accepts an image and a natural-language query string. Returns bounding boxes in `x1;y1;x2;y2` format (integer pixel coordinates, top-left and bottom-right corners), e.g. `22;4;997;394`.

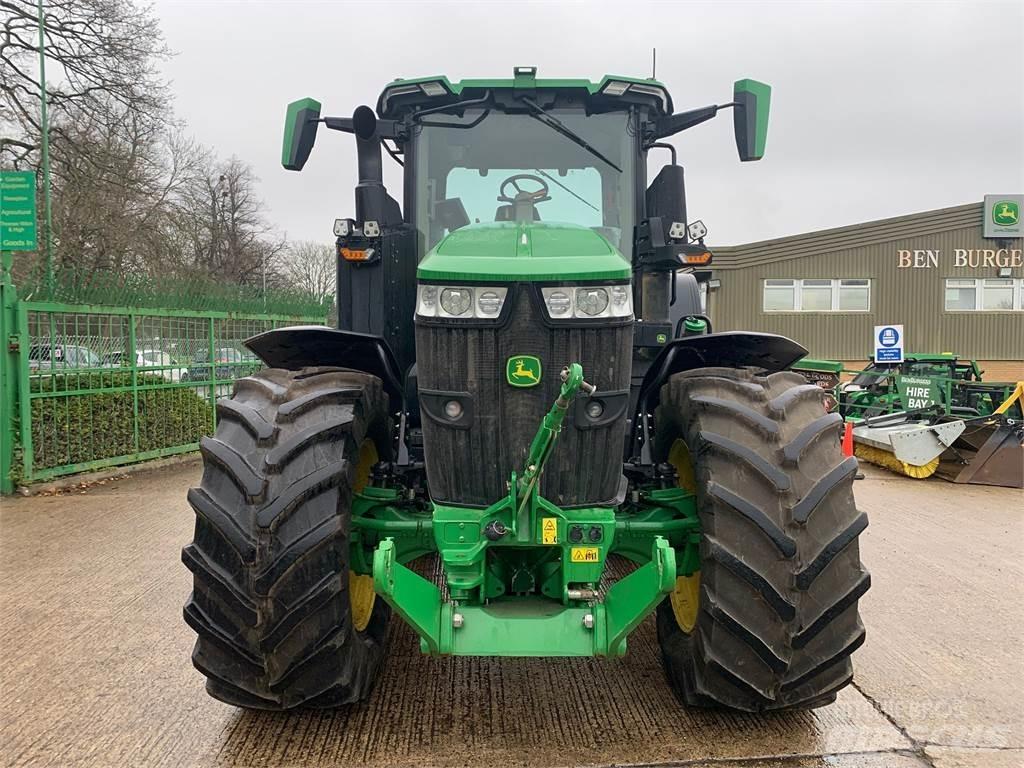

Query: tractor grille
415;286;632;507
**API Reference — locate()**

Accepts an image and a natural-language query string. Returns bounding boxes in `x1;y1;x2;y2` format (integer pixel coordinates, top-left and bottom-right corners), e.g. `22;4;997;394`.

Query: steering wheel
497;173;551;204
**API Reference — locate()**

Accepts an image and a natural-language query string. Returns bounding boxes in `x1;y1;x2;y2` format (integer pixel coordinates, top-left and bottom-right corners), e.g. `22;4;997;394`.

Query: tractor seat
495;203;541;222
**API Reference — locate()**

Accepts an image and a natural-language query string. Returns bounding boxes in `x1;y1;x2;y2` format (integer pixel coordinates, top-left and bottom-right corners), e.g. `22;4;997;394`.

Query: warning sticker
542;517;558;544
571;547;600;563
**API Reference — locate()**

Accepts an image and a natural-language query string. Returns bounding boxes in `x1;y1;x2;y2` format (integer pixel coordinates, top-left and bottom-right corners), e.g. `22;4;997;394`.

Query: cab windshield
412;108;636;258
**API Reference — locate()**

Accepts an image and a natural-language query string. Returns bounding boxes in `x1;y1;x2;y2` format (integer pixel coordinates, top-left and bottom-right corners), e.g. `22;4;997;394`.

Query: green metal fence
1;271;327;492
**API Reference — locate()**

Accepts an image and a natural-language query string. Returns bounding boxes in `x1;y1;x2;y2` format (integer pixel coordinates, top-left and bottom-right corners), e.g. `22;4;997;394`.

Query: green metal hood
417;222;632;283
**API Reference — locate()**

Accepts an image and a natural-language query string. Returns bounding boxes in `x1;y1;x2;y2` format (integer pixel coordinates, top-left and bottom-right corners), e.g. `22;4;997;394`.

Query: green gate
1;276;326;493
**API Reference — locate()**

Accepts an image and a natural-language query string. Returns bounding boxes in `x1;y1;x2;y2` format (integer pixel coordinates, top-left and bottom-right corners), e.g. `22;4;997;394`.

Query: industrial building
709;199;1024;380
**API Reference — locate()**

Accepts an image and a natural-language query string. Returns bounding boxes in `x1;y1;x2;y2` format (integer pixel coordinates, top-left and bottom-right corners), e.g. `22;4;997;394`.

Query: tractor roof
376;69;673;118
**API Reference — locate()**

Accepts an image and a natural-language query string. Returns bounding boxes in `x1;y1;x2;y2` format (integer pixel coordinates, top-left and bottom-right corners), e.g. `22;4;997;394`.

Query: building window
764;279;797;311
801;279;832;311
945;279;977;310
762;279;871;312
837;279;870;310
944;278;1024;311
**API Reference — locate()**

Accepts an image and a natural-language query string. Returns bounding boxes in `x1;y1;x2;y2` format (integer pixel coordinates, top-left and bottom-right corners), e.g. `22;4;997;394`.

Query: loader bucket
936;418;1024;489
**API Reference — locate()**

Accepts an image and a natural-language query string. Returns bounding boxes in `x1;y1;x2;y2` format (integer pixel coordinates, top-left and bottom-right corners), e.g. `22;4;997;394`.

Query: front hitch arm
513;364;595;536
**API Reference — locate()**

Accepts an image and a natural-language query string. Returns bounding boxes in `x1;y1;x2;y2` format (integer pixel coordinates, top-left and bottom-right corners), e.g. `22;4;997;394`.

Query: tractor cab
281;68;771;381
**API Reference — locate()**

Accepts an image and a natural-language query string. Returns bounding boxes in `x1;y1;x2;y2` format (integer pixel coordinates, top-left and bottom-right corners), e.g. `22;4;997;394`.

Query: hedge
29;372;214;470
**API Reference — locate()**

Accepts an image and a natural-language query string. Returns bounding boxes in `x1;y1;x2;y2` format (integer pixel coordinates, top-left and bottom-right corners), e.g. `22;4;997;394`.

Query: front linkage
353;364;700;657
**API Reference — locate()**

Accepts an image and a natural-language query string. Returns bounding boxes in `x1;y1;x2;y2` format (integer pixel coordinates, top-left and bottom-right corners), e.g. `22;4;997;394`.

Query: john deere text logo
506;355;541;387
993;200;1020;227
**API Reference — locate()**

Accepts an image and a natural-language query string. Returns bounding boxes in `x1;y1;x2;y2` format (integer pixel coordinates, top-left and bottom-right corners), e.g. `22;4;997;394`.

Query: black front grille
415;286;632;507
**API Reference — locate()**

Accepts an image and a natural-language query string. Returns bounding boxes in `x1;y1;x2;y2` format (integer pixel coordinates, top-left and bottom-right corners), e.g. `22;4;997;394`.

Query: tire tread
183;366;391;710
655;366;869;712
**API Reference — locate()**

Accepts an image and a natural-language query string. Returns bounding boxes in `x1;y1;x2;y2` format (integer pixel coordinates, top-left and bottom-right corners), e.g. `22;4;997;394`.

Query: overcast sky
152;0;1024;247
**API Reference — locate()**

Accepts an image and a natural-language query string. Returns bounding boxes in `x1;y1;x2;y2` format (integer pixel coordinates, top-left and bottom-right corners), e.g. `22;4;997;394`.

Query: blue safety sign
874;324;904;363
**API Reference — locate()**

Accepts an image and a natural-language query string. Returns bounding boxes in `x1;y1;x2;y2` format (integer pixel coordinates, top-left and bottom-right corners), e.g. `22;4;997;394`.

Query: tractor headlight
380;79;452;113
540;284;632;320
417;285;508;319
599;79;670;112
576;288;609;316
418;285;438;313
440;288;473;316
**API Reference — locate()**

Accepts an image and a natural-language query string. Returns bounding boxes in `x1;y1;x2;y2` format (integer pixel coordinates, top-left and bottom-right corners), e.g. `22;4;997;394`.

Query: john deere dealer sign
1;171;38;251
984;194;1022;238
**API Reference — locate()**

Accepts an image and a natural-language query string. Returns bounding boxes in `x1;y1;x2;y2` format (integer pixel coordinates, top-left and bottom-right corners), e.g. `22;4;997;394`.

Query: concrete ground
0;460;1021;768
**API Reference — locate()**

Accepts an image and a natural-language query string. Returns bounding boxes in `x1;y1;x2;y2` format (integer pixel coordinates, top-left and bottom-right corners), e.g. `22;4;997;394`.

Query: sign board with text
874;324;904;364
984;194;1023;239
1;171;38;251
896;375;941;411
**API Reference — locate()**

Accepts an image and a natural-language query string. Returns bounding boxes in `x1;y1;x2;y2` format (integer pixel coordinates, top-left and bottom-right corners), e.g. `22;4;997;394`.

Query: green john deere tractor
182;68;869;712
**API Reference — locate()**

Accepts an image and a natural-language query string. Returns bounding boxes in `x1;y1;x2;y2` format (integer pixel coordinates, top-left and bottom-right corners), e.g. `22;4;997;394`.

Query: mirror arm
651;102;739;141
323;116;354;133
322;116;402;140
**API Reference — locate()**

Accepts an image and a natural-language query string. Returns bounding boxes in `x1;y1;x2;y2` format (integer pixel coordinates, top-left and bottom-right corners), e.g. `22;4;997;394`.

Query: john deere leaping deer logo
506;355;542;387
993;201;1020;227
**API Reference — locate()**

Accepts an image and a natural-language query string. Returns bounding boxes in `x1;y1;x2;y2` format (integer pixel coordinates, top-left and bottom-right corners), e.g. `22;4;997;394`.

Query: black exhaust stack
335;106;414;376
352;106;388;224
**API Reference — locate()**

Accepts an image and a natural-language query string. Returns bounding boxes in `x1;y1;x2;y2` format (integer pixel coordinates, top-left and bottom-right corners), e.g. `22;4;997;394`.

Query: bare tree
171;155;287;286
1;1;295;292
46;96;204;274
1;0;171;166
280;240;335;305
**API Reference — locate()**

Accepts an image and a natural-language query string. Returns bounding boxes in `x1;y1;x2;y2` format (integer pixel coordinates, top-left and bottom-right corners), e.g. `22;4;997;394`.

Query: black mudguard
637;331;807;412
245;325;405;407
630;332;807;462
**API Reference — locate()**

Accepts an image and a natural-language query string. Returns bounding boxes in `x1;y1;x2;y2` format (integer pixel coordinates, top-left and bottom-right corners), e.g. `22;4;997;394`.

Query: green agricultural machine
827;354;1024;485
837;353;991;420
182;68;869;712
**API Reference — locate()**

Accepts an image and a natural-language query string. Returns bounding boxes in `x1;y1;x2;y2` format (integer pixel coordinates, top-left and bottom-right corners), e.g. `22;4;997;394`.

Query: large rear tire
654;367;869;711
182;367;392;709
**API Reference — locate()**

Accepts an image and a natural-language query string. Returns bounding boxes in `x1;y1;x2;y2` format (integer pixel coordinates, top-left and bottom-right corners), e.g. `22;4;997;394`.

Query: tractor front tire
182;367;392;709
655;367;869;711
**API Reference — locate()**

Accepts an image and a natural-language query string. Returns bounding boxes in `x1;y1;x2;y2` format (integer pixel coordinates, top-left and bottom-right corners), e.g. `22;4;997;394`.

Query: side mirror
732;79;770;162
282;98;322;171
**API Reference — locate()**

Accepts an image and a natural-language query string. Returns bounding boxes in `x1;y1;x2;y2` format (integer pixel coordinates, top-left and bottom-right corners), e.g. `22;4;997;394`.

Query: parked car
181;347;258;382
101;349;182;382
28;343;102;372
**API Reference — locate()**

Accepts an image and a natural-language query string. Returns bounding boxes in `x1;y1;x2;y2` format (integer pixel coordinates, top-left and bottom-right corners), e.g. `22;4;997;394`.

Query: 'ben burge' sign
897;248;1022;269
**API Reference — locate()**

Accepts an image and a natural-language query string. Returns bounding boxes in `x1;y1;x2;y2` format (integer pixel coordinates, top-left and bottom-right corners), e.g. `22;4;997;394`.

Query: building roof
712;202;988;269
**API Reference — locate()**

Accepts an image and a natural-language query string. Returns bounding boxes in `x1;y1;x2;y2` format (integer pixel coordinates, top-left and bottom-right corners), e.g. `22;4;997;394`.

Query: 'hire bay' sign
0;171;38;252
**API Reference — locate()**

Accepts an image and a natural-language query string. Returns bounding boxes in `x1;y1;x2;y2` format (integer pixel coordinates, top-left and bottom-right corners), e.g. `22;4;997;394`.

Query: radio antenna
652;48;657;79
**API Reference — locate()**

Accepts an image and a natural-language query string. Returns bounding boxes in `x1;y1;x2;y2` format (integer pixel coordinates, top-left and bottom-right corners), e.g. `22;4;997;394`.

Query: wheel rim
667;438;700;633
350;439;378;632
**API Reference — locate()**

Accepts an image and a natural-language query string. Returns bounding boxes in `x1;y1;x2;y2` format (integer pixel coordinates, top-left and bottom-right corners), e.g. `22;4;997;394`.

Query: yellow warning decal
541;517;558;545
571;547;600;563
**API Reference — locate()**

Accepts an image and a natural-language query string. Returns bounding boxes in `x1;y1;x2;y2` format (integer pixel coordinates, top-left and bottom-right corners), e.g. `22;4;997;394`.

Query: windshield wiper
518;96;622;173
533;168;599;213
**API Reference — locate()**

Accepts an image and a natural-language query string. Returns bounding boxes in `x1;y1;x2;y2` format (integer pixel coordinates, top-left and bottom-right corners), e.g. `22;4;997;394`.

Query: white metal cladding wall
709;219;1023;361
